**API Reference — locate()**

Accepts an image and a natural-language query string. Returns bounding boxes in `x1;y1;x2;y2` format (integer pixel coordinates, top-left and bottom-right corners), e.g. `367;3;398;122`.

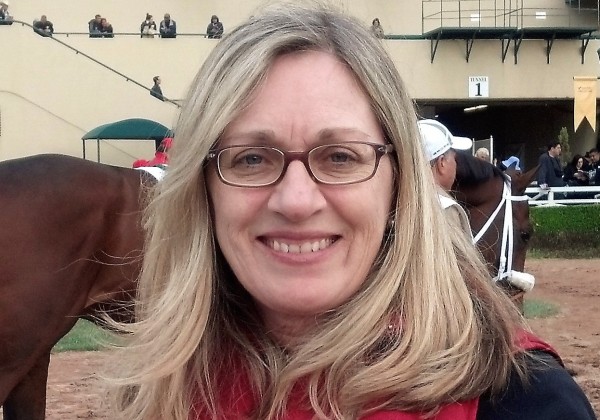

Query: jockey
501;156;522;172
418;119;473;239
132;137;172;169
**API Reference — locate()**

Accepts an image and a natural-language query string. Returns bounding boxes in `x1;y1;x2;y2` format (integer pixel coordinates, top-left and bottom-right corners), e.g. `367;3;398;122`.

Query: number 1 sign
468;76;489;98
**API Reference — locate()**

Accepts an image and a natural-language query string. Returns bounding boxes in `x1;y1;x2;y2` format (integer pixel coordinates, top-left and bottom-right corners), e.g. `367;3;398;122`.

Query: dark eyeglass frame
206;142;395;187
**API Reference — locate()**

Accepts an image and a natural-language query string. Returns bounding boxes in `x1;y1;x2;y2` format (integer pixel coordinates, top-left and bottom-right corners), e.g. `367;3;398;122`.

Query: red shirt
132;151;169;168
191;331;559;419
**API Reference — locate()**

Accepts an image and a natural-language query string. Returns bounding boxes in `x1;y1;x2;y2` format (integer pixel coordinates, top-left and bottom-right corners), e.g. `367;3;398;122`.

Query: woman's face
577;158;583;169
207;51;394;338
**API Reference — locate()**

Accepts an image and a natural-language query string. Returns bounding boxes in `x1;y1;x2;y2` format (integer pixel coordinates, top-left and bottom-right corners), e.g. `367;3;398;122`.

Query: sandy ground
3;258;598;419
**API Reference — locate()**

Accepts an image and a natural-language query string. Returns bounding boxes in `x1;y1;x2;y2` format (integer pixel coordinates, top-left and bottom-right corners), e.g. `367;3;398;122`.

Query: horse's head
453;153;539;298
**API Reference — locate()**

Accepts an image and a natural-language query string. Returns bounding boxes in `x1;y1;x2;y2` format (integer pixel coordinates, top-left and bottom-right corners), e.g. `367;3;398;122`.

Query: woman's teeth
270;238;333;253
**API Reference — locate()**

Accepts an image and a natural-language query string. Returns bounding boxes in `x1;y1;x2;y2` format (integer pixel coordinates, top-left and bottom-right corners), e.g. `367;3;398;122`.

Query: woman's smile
265;237;337;254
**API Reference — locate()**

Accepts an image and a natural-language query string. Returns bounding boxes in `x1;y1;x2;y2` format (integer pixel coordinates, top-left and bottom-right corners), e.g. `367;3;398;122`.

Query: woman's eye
229;149;268;168
329;152;353;163
241;154;263;165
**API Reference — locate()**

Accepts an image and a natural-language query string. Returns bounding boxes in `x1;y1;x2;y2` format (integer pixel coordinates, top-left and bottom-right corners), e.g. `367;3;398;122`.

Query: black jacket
537;153;565;187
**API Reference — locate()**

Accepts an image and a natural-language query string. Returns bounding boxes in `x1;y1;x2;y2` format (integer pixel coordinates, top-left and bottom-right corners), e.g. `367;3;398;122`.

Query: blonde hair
107;2;524;419
475;147;491;160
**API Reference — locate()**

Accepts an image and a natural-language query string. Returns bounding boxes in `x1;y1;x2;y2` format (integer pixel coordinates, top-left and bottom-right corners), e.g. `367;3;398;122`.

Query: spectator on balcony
140;13;157;38
99;18;114;38
370;18;384;39
33;15;54;37
0;1;12;24
88;14;102;37
160;13;177;38
206;15;224;39
150;76;164;102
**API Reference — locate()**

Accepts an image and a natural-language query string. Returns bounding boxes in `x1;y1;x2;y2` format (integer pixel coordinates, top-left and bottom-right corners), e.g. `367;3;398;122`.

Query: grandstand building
1;0;599;168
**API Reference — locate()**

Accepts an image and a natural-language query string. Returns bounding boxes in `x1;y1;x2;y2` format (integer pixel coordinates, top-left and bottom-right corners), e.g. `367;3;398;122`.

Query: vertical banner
573;76;597;131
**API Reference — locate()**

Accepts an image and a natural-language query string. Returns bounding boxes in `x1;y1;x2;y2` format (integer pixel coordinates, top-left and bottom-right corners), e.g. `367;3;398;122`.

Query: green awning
82;118;172;141
82;118;173;162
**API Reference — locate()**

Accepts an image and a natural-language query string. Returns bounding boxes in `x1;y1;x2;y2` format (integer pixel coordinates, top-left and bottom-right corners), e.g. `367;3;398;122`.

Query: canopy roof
82;118;172;141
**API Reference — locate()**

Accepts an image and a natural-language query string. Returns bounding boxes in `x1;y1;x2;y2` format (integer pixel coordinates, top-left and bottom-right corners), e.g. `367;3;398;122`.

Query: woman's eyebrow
316;127;374;141
219;127;376;148
219;130;277;146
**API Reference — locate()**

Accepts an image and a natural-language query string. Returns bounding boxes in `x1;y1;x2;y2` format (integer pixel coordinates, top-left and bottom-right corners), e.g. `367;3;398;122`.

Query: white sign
468;76;489;98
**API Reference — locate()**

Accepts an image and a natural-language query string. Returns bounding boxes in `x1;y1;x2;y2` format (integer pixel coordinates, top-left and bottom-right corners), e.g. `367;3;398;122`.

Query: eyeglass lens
216;143;382;186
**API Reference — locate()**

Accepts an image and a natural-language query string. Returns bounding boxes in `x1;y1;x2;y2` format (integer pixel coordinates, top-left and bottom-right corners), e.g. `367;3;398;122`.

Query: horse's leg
3;352;50;420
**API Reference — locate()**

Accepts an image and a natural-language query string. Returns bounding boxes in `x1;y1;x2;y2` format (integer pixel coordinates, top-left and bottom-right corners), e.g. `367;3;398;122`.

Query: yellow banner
574;76;597;131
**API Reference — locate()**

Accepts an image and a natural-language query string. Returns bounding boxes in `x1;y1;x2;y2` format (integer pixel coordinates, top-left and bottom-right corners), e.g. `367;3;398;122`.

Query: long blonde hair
108;2;524;419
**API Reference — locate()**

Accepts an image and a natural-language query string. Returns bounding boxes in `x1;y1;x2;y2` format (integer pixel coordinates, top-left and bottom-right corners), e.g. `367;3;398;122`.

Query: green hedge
529;205;600;257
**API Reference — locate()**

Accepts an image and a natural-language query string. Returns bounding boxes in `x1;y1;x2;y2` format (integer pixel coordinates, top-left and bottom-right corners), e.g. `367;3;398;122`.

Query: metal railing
52;31;212;38
422;0;599;33
5;20;181;108
525;186;600;205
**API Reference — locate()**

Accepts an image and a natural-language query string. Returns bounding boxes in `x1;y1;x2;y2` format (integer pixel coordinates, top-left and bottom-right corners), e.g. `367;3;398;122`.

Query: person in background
419;119;472;192
150;76;164;101
370;17;384;39
133;137;172;169
88;14;102;37
0;0;12;23
475;147;490;161
589;148;599;185
563;154;589;187
206;14;224;38
33;15;54;37
140;13;156;38
500;156;521;172
582;152;593;171
106;4;596;419
537;142;565;190
537;142;566;200
160;13;177;38
419;119;473;238
99;17;113;38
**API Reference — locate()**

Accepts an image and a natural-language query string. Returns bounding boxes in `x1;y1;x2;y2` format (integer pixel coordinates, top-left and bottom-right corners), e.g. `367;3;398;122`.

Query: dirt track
26;259;600;418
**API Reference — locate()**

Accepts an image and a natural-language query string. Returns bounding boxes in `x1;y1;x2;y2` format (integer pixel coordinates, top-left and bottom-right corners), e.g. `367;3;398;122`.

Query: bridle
472;178;535;291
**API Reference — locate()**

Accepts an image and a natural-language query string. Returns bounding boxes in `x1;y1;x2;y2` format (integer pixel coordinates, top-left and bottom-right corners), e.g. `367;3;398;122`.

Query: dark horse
0;153;536;419
0;154;154;419
453;152;540;302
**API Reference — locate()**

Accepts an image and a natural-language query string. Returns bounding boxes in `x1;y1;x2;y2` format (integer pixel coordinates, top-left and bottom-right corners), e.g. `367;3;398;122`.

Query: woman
564;154;590;187
99;17;113;38
206;14;224;39
140;13;156;38
370;17;384;39
108;4;595;419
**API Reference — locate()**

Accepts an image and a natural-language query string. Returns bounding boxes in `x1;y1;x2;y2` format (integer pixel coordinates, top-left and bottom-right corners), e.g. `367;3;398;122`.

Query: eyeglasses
207;142;394;187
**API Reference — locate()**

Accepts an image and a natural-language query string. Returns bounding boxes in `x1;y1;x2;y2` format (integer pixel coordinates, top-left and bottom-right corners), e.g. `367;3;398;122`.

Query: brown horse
453;152;539;302
0;154;154;419
0;153;536;419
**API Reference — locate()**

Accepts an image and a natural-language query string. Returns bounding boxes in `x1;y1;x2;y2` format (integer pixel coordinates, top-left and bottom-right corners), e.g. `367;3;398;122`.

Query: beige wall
1;0;599;166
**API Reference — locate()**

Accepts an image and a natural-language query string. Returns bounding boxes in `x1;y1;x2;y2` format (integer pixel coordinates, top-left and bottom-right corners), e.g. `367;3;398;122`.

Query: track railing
525;186;600;205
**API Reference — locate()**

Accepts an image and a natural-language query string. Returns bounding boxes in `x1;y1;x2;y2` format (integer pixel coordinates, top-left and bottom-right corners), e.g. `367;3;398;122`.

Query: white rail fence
524;186;600;206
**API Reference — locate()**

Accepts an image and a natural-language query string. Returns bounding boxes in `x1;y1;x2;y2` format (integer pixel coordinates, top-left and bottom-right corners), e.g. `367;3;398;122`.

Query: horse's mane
454;152;507;187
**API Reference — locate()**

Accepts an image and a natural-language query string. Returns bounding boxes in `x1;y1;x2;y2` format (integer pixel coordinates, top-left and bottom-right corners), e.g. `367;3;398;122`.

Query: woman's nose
267;160;327;222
